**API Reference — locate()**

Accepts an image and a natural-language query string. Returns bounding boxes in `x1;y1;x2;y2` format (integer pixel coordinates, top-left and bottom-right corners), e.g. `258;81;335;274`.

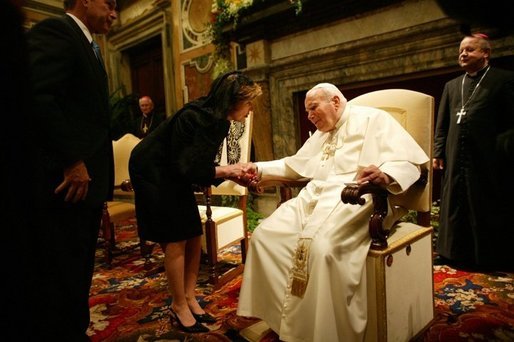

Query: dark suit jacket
28;15;114;208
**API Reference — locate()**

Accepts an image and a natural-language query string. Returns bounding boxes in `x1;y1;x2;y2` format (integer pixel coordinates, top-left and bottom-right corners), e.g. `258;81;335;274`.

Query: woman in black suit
129;71;262;332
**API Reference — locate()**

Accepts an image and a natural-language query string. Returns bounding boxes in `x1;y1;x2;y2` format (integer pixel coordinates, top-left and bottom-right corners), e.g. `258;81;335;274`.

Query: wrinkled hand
432;158;444;170
356;164;391;187
54;160;91;203
224;162;259;186
241;162;259;179
219;162;256;178
240;162;260;186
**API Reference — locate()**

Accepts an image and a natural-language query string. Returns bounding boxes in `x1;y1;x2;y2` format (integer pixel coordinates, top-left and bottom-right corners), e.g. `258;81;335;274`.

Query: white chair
198;113;253;288
100;133;144;266
344;89;435;342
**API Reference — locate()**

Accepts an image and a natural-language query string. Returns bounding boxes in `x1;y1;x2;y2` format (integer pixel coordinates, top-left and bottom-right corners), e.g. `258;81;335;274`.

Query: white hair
308;83;347;103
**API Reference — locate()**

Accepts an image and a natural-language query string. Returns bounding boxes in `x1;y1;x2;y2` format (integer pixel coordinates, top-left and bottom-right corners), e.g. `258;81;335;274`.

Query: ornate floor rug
88;220;514;341
420;266;514;341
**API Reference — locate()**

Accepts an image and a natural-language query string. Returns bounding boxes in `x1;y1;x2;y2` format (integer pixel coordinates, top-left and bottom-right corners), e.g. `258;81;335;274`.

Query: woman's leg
161;241;197;327
183;235;206;314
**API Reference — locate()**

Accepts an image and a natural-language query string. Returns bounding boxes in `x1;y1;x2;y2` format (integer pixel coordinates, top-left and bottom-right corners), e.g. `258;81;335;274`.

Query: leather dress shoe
170;308;209;333
192;312;217;324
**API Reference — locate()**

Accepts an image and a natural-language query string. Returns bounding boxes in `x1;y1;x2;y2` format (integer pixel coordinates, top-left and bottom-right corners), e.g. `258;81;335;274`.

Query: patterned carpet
420;266;514;341
88;219;514;341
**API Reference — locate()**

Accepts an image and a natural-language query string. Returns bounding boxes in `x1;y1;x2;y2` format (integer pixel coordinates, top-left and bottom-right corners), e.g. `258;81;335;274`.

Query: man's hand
54;160;91;203
356;164;391;187
223;162;260;187
217;162;258;179
240;162;259;180
432;158;444;170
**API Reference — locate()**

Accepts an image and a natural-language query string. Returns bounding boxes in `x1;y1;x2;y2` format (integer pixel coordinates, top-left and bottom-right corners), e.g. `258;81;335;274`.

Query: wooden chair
246;89;435;341
100;133;151;266
197;113;253;289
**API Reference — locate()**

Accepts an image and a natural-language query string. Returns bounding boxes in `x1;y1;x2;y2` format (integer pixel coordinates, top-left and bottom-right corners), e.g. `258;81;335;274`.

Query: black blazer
129;103;230;242
28;15;113;208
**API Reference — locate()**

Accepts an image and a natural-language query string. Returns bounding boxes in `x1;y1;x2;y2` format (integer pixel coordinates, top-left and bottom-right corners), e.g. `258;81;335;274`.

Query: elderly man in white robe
237;83;429;341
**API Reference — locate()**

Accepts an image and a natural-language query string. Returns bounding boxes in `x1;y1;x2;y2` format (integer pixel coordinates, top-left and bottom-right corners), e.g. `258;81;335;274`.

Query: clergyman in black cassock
433;34;514;270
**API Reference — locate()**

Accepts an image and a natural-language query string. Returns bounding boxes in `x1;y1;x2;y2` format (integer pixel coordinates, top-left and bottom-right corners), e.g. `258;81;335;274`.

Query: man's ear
331;95;340;109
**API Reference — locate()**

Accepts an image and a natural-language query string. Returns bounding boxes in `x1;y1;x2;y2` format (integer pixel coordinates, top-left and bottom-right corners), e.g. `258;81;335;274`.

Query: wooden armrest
114;179;133;192
340;170;428;250
341;183;390;250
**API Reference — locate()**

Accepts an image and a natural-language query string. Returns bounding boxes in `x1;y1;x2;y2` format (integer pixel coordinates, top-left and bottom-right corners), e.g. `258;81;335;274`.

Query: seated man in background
237;83;429;341
134;95;166;138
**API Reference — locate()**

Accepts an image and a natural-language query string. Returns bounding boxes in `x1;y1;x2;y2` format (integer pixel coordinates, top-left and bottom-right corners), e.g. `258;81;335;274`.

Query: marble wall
21;0;514;214
243;0;514;159
20;0;514;163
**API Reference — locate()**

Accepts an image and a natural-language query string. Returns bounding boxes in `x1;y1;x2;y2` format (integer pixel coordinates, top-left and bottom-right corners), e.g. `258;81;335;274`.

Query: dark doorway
126;35;166;116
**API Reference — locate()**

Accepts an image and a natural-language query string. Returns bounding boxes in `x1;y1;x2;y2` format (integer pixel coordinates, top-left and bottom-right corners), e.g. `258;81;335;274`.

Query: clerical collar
467;65;489;78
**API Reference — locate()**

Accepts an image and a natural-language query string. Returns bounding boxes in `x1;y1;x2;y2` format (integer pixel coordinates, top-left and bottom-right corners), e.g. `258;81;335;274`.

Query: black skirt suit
129;100;230;243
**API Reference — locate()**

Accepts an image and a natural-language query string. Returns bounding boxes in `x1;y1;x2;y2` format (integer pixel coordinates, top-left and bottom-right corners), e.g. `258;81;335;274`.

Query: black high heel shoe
192;312;217;324
170;308;209;333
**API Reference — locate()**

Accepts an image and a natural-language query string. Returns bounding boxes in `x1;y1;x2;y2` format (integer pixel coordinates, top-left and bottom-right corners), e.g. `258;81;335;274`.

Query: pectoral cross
456;108;466;124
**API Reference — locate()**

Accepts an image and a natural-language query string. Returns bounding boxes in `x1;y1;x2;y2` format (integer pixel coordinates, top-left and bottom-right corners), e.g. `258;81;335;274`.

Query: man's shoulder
489;66;514;80
489;66;513;73
30;15;69;31
349;103;387;118
445;74;464;86
28;15;74;40
348;104;402;128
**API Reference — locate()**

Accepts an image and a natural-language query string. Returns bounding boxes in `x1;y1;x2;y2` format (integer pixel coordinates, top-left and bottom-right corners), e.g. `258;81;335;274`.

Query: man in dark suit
433;34;514;271
27;0;117;340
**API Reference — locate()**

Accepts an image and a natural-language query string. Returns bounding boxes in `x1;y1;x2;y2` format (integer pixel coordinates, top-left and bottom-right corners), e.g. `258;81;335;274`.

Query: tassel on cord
290;239;311;298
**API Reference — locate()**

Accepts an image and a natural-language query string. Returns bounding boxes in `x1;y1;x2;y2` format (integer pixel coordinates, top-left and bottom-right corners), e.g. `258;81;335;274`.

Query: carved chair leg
240;236;248;264
204;220;218;286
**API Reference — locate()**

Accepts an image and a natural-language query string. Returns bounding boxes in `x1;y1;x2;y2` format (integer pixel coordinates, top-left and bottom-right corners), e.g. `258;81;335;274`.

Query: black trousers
30;204;102;341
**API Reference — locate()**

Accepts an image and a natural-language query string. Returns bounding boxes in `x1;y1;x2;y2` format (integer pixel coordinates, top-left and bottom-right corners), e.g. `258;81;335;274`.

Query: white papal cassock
237;104;429;342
